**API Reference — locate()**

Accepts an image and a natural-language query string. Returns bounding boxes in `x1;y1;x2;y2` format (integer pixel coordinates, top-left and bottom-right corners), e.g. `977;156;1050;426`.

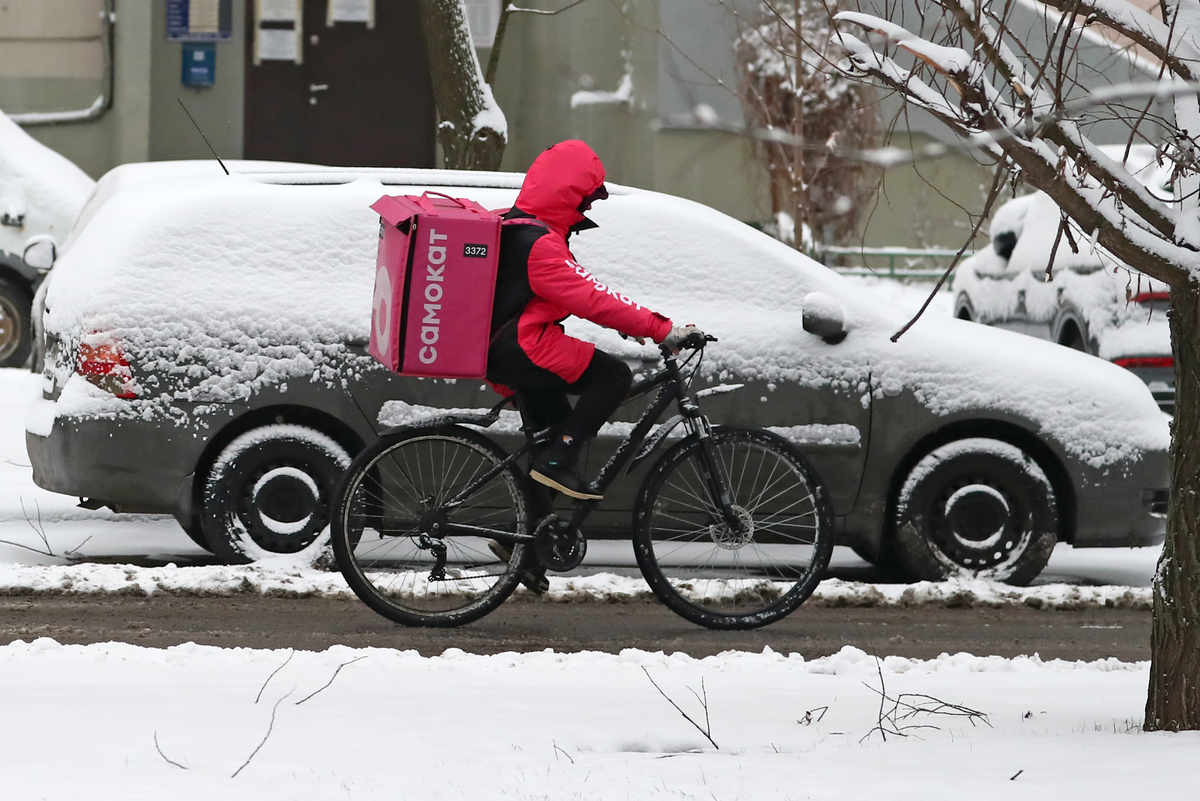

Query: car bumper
26;400;204;514
1070;447;1167;548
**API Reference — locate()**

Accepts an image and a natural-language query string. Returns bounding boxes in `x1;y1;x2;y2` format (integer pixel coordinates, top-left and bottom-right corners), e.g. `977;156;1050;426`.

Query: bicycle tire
330;425;533;627
633;426;834;629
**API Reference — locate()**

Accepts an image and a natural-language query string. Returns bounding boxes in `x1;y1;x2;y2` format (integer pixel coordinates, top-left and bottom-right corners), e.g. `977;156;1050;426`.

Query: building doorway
244;0;435;167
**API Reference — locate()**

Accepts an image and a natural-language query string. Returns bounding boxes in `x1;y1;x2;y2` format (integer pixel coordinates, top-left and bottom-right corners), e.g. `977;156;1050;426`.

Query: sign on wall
167;0;234;42
254;0;303;64
327;0;374;28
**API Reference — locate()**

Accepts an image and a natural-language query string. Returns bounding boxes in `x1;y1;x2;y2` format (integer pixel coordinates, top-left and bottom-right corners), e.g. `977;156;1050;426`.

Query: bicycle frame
429;342;742;548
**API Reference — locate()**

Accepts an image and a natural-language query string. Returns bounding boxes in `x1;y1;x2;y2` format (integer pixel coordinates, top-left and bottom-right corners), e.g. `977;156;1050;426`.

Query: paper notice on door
257;28;299;61
259;0;299;22
327;0;374;28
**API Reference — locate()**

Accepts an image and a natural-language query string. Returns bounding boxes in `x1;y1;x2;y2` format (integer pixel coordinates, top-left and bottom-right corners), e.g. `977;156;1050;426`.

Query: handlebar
659;332;717;357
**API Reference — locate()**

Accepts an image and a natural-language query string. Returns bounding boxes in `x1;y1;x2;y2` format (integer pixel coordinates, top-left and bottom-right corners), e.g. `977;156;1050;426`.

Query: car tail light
78;337;137;399
1113;356;1173;370
1132;292;1169;304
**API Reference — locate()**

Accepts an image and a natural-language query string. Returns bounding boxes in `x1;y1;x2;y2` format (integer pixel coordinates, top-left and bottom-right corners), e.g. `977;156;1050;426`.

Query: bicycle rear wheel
633;426;834;629
331;426;533;627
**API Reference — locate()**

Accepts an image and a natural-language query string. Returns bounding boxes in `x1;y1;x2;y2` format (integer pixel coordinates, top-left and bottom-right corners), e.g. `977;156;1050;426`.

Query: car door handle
309;84;329;93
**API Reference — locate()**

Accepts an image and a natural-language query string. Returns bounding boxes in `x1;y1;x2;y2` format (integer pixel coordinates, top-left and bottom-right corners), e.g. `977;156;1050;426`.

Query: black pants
487;335;633;442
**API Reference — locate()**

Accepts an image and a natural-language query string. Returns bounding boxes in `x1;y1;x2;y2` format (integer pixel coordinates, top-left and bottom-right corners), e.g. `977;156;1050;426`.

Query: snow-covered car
954;151;1174;412
28;159;350;370
0;111;94;367
25;168;1169;584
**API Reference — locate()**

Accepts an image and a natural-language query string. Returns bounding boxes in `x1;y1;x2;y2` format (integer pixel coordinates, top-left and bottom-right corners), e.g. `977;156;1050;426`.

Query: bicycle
329;334;835;630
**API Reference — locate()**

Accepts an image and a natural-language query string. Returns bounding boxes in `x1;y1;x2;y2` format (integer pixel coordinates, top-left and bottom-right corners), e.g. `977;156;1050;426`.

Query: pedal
488;539;550;595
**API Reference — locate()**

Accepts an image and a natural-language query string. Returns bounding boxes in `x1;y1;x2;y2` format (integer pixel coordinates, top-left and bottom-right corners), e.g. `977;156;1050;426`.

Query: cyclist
488;140;701;500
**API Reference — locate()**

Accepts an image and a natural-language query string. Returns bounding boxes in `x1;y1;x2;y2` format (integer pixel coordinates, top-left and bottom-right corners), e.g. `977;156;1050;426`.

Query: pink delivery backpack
368;193;502;379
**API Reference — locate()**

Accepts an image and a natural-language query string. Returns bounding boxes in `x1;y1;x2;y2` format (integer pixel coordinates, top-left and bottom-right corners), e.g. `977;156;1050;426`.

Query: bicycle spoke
635;429;834;629
332;430;530;626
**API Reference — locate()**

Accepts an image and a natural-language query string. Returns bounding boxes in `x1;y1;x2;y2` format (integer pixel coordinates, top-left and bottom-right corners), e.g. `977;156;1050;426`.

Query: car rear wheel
891;438;1057;586
200;425;351;565
0;277;32;368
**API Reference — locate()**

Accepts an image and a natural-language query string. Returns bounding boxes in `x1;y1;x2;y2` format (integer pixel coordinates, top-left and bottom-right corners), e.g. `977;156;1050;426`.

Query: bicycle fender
627;414;686;474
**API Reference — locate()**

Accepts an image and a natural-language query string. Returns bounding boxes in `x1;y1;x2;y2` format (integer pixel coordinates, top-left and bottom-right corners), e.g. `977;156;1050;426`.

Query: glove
663;324;706;353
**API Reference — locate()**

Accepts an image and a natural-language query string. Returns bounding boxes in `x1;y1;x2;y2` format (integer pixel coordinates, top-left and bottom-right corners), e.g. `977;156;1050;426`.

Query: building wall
17;0;154;177
147;0;246;163
7;1;1157;253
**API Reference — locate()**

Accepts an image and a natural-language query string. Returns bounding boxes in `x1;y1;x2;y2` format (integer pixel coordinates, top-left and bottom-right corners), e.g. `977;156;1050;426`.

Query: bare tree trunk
417;0;507;170
1147;284;1200;731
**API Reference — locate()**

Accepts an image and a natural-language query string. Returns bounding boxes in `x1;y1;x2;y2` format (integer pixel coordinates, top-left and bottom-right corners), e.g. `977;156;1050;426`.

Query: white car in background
953;148;1174;412
0;111;94;367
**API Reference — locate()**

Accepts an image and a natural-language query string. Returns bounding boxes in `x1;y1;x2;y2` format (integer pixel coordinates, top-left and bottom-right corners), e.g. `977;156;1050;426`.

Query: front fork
686;415;744;534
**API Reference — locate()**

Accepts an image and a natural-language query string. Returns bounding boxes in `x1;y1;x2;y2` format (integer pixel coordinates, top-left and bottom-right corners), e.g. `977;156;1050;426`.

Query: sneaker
488;539;550;594
529;453;604;501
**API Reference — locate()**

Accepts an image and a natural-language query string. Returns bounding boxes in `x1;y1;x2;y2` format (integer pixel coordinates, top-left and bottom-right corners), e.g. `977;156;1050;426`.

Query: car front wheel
0;277;32;368
891;438;1057;586
200;424;351;565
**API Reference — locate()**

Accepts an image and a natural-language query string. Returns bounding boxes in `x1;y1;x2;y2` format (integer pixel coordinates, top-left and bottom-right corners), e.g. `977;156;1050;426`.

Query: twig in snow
0;498;88;561
641;667;718;750
153;731;188;769
1010;770;1024;781
859;656;990;743
552;740;575;764
798;705;829;726
295;656;365;705
255;650;294;704
232;689;293;778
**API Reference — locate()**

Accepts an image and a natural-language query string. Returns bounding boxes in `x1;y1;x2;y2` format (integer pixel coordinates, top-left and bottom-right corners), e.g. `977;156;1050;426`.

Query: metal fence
811;246;975;282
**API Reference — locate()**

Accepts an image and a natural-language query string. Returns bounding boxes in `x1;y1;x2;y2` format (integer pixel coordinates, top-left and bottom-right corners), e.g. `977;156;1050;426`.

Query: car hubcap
0;295;20;360
932;481;1022;569
239;464;325;552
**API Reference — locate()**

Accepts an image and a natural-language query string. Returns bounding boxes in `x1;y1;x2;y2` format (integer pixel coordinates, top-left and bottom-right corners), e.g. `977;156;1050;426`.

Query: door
244;0;435;167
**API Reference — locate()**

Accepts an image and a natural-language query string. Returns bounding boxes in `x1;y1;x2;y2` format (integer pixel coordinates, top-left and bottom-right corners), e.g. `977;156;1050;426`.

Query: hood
513;140;606;235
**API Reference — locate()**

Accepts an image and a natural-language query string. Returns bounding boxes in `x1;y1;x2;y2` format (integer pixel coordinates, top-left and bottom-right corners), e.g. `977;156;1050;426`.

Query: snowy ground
0;276;1184;798
2;642;1195;799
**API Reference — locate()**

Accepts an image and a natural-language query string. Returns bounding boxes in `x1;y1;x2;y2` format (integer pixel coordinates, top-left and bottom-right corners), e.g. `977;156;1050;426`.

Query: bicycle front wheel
633;426;834;629
331;426;533;627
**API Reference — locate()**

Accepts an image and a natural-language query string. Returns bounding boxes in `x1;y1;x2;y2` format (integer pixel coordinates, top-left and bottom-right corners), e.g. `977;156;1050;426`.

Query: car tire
891;438;1057;586
200;424;351;565
0;277;32;368
954;293;975;322
180;518;214;554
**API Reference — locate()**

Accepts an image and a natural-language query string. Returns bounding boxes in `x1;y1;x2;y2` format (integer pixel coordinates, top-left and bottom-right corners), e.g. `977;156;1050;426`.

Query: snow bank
0;563;1153;609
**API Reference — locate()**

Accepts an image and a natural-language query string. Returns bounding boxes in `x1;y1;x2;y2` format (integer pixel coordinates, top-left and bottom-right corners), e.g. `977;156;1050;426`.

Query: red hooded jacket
490;141;673;384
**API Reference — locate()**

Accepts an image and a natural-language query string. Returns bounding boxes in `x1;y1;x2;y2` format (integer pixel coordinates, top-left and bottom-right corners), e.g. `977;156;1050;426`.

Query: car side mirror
23;235;57;272
803;292;848;345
